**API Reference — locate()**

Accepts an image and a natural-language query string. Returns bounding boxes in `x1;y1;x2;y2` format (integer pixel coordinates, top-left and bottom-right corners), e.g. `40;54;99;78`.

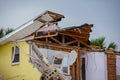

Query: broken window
61;55;70;75
12;46;20;64
54;57;63;64
62;67;68;74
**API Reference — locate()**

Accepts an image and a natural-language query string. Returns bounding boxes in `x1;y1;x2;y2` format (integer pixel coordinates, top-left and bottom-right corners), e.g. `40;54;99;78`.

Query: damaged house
0;11;120;80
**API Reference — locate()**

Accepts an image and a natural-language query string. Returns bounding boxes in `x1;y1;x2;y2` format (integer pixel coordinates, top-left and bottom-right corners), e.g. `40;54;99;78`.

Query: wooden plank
76;28;82;34
35;32;58;39
63;30;89;36
78;40;91;49
74;61;77;80
62;35;65;44
45;37;48;43
59;32;91;48
31;40;79;50
71;63;75;80
58;32;87;39
66;40;77;45
77;50;81;80
50;37;61;45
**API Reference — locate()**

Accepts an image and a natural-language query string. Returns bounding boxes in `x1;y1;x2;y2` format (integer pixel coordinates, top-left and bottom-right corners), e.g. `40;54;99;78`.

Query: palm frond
90;36;105;49
107;42;117;50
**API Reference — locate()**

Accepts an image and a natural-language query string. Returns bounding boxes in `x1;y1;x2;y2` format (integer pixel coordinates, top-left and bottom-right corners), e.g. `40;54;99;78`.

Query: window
52;54;63;68
54;57;63;64
52;54;70;75
62;67;68;74
12;46;20;64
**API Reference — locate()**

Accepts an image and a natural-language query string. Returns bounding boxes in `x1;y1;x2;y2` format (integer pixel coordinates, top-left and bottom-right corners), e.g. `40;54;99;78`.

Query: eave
0;11;64;46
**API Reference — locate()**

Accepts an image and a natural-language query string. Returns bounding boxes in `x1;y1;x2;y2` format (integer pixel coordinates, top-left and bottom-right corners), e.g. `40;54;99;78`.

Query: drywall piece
85;52;108;80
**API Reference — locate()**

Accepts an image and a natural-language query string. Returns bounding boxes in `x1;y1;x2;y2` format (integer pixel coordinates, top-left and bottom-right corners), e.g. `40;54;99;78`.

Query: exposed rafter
50;37;61;45
66;40;78;45
35;32;58;39
31;40;79;51
28;24;93;51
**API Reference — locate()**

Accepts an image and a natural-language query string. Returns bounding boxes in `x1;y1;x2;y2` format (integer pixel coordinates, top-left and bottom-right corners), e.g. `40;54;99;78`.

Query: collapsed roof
31;23;93;50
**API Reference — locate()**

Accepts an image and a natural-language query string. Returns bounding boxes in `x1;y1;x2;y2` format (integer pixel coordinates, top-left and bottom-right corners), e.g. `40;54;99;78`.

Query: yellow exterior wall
0;41;40;80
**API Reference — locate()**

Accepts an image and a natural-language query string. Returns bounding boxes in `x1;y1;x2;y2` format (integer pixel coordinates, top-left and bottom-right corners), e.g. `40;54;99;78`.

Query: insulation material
37;24;60;32
38;48;77;66
38;48;76;80
84;52;108;80
38;48;69;65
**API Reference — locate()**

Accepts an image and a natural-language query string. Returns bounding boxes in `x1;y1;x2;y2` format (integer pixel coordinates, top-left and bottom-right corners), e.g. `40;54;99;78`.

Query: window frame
11;46;20;65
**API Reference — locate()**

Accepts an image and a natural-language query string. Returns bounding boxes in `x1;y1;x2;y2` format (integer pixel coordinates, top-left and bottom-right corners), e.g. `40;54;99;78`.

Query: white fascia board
0;20;34;45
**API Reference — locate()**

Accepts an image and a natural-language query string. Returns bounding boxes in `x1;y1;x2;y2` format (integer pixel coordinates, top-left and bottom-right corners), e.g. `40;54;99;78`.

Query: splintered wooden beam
76;28;82;34
63;30;89;36
64;34;91;49
78;40;91;49
35;32;58;39
62;30;81;35
58;32;87;39
66;40;78;45
81;25;92;30
62;35;65;44
81;26;92;32
77;50;81;80
31;40;79;50
50;37;61;45
58;32;90;48
45;37;48;43
71;63;75;80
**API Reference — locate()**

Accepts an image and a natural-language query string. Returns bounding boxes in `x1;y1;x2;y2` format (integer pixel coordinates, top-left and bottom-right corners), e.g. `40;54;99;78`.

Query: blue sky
0;0;120;50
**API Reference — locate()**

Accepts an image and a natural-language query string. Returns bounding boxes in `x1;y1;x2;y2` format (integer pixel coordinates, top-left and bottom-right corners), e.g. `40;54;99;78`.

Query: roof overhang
0;11;64;46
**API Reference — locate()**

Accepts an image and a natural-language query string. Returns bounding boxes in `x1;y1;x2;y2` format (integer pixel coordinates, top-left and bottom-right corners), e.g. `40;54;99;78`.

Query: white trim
0;20;34;42
0;11;64;45
12;45;20;64
11;62;20;65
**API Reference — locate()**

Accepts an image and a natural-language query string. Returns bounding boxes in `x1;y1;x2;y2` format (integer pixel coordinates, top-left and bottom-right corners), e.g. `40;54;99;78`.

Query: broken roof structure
0;10;93;80
0;10;94;80
0;11;64;45
0;10;120;80
0;10;93;51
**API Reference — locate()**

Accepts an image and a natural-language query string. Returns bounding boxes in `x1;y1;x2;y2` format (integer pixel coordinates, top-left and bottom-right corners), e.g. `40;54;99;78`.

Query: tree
0;28;14;38
5;28;14;35
90;36;105;49
0;28;4;38
90;36;117;50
